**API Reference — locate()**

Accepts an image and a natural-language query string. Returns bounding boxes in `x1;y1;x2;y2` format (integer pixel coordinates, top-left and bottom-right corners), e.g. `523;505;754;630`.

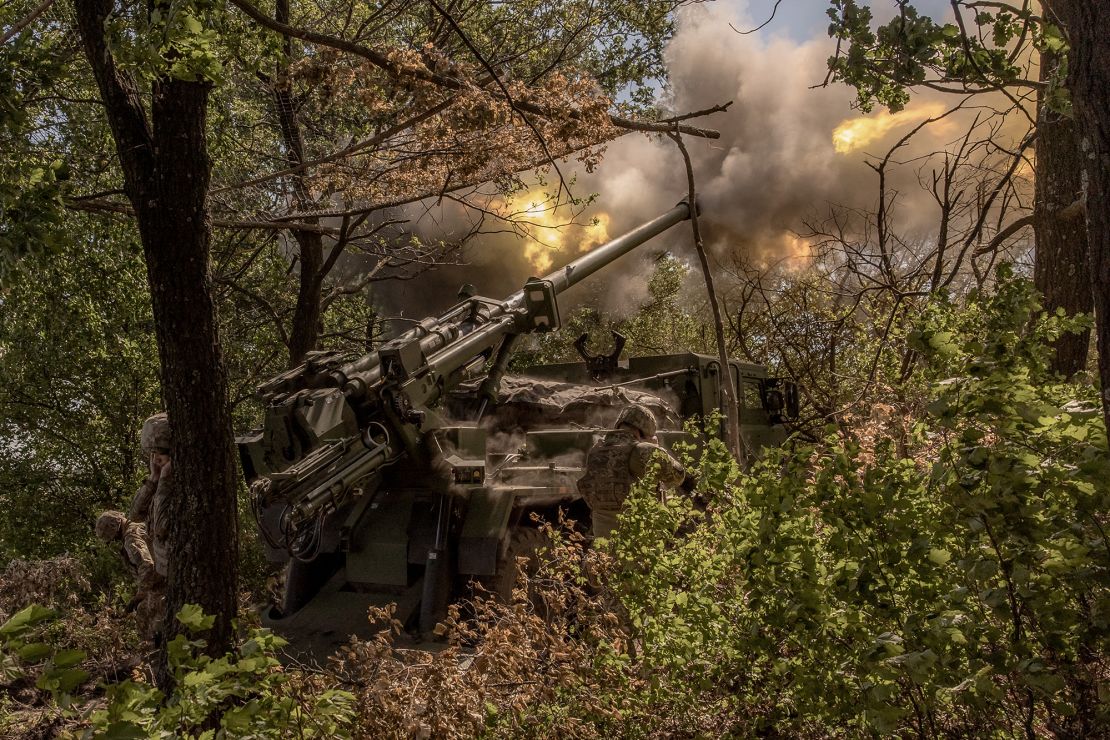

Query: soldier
95;511;166;641
577;404;686;537
129;412;172;578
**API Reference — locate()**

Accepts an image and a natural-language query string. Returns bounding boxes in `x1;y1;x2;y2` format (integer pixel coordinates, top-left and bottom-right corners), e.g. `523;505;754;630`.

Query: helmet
141;413;172;455
95;511;127;542
616;404;657;438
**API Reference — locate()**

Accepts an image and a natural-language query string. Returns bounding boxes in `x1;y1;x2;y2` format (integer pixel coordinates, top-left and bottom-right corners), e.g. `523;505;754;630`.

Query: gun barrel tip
675;197;700;218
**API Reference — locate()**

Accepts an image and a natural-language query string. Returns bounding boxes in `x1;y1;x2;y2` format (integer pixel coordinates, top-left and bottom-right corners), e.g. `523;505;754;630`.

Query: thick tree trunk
73;0;238;685
1045;0;1110;436
287;230;324;365
142;80;239;675
1034;48;1092;378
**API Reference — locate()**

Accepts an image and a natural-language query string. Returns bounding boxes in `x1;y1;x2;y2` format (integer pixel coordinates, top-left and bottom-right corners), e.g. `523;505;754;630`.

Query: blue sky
742;0;955;43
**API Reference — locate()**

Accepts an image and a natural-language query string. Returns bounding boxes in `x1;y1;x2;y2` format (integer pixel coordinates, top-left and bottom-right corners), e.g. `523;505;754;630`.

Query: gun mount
238;199;798;654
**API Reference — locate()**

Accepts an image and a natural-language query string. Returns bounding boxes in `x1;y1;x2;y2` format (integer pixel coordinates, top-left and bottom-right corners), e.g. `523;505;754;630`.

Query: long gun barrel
241;200;694;557
335;200;694;399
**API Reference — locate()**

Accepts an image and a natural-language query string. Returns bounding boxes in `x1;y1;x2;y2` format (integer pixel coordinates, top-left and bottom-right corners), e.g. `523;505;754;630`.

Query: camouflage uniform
577;405;685;537
95;511;166;641
129;413;172;577
129;476;171;577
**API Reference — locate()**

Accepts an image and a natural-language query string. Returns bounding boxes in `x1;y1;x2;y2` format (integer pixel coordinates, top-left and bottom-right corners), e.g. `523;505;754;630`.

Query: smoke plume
377;0;1031;321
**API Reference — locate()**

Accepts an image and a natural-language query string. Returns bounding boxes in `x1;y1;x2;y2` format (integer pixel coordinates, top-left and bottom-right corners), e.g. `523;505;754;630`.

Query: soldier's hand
148;453;162;480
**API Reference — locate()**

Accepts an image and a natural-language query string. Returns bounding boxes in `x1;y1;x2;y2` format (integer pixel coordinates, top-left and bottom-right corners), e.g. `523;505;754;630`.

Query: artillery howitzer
238;201;797;653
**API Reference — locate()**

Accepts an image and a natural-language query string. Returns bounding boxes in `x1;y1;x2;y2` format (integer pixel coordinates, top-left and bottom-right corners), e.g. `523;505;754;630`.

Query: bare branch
730;0;782;36
973;213;1035;256
215;276;291;347
1;0;55;44
211;98;459;195
68;198;354;234
668;128;744;466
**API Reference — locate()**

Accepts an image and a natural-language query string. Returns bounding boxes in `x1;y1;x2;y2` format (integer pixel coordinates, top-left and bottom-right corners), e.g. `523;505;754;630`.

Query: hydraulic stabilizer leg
419;492;452;635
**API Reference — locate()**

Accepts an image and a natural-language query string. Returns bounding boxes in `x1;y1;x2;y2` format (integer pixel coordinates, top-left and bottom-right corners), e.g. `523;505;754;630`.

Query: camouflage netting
449;375;680;435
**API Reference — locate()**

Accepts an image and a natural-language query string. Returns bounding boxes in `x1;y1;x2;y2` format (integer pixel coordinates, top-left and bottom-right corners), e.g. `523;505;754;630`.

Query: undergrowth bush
329;276;1106;738
2;275;1106;738
598;273;1109;736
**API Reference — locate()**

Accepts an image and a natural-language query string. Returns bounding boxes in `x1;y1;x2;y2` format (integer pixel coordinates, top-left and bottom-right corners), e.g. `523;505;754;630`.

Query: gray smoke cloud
588;1;1028;263
376;0;1031;321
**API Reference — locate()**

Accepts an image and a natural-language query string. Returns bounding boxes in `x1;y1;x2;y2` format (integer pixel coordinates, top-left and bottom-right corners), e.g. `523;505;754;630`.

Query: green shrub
0;604;90;705
603;273;1108;736
0;602;355;739
86;605;355;738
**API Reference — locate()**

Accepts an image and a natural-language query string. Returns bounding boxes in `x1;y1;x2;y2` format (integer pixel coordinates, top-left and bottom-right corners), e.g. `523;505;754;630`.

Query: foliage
601;272;1108;735
0;30;69;283
105;0;225;83
0;595;354;737
727;263;914;427
86;604;355;738
826;0;1069;114
0;219;160;562
0;557;91;623
0;604;89;706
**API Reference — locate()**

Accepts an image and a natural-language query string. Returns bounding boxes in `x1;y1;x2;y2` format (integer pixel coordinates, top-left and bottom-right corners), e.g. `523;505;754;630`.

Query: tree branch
668;129;745;467
730;0;782;35
973;213;1035;256
215;276;291;347
211;96;459;194
424;0;572;196
1;0;55;44
226;0;721;139
72;0;154;203
67;198;350;234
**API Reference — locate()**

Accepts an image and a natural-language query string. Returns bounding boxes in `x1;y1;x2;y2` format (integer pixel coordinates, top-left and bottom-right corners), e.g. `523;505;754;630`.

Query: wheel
478;526;549;603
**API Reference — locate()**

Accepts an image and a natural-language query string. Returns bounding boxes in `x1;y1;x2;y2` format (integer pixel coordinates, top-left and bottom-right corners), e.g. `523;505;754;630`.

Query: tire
480;526;549;603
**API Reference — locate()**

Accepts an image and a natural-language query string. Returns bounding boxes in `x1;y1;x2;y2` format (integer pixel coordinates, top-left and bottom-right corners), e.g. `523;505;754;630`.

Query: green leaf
182;14;203;35
36;666;88;693
177;604;216;632
52;649;86;668
16;642;52;662
928;548;951;565
0;605;56;639
183;668;214;687
98;722;148;739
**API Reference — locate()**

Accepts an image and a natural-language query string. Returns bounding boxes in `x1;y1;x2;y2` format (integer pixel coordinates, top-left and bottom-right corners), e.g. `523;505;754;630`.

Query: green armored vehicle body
236;202;797;654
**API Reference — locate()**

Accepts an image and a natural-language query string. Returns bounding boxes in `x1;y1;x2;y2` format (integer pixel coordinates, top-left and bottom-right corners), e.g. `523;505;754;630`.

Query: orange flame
512;192;611;273
832;102;948;154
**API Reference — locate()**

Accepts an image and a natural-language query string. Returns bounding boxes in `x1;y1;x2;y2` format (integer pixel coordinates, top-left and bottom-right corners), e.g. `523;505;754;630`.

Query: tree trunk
273;0;326;368
73;0;238;685
143;79;239;677
1033;48;1092;378
287;230;324;365
1044;0;1110;432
